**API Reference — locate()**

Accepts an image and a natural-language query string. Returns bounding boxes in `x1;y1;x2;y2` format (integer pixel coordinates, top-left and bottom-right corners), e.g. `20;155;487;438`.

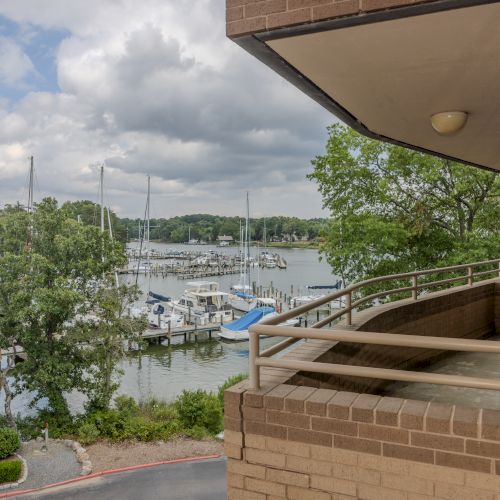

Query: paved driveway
15;457;227;500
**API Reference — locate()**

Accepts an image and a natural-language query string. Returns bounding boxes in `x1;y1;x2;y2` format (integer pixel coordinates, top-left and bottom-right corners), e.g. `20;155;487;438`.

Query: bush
175;390;223;435
217;373;247;407
0;429;20;459
78;422;100;445
0;459;22;484
114;395;140;417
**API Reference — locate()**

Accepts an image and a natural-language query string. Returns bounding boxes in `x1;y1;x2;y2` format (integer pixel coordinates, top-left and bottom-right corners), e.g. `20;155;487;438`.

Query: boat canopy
148;291;171;302
223;306;274;332
235;292;256;299
306;281;342;290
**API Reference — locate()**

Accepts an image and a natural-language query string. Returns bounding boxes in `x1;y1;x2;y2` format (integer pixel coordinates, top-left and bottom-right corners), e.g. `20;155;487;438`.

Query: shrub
175;390;222;435
0;459;22;484
217;373;247;407
0;429;20;459
114;395;140;417
78;422;100;445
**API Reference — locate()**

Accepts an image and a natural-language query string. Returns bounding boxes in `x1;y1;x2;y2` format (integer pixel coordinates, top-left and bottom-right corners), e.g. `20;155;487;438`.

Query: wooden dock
142;322;222;345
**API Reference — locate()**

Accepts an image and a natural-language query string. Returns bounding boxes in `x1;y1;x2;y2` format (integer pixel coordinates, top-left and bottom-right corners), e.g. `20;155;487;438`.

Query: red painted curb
0;454;221;498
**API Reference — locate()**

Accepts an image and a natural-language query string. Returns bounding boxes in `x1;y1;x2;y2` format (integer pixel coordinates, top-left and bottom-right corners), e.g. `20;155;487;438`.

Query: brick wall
226;382;500;499
226;0;442;38
225;279;500;498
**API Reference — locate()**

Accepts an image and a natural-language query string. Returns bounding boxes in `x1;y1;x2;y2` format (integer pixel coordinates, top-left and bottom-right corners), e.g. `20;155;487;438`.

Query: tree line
120;214;326;243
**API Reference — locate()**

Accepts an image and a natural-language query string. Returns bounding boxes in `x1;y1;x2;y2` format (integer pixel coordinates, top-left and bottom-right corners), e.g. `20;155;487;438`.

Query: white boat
218;306;299;341
291;295;345;309
169;281;233;324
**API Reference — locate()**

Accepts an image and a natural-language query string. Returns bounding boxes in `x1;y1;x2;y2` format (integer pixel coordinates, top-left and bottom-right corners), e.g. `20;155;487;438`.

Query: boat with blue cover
218;306;298;341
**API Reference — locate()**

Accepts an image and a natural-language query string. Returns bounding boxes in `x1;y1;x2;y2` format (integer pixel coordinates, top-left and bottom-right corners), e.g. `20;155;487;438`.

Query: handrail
248;325;500;391
248;258;500;390
259;258;500;328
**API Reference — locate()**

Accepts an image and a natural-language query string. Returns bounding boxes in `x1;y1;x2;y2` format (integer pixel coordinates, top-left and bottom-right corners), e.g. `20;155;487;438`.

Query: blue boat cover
235;292;256;299
306;280;342;290
224;306;274;332
148;291;171;302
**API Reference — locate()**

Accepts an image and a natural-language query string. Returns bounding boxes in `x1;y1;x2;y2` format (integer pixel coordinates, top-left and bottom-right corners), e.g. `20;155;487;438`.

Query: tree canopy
0;198;145;422
308;124;500;285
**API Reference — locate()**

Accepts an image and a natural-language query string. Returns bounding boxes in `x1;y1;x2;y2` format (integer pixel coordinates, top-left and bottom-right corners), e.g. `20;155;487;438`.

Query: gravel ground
86;438;223;472
17;439;81;490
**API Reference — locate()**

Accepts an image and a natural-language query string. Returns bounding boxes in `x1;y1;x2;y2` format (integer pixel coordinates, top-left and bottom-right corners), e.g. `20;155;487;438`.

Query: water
124;242;334;299
114;242;334;403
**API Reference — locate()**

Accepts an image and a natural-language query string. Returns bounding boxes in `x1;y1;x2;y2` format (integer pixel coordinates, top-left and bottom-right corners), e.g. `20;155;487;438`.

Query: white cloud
0;0;333;218
0;36;34;85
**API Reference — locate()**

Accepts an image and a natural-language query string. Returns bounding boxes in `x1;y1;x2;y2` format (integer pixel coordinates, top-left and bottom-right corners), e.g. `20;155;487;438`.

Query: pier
142;322;222;346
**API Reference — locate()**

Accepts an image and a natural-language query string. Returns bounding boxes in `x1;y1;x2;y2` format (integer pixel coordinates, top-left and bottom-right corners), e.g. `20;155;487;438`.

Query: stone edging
0;453;28;490
64;440;93;475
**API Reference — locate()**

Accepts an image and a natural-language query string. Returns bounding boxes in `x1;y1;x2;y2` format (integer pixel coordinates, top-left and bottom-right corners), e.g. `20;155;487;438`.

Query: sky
0;0;333;219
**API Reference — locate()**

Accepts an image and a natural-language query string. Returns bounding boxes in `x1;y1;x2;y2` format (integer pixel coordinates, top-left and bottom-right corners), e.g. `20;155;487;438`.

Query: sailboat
229;192;258;313
130;176;185;329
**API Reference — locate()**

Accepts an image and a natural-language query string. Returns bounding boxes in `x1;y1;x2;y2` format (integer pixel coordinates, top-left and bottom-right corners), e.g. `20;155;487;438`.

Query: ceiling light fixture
430;111;468;136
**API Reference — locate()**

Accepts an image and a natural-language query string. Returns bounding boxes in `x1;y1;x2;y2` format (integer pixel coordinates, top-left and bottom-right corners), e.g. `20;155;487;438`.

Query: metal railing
248;258;500;390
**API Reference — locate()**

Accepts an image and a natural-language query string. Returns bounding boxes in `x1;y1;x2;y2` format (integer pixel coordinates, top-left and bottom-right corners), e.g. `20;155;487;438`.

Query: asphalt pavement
14;457;227;500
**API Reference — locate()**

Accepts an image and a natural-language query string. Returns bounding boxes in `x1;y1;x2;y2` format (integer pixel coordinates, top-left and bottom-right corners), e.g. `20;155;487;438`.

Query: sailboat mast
245;191;250;290
100;166;105;234
27;156;34;214
146;175;150;254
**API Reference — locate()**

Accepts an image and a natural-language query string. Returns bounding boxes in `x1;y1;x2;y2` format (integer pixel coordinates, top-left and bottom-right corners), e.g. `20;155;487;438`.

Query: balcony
225;259;500;499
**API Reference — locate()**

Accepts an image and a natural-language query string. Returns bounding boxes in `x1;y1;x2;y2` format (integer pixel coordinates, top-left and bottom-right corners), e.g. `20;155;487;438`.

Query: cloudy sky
0;0;333;219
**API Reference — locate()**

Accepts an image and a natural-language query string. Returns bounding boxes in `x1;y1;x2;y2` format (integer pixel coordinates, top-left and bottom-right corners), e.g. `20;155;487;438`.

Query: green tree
308;124;500;286
0;198;128;417
82;283;146;411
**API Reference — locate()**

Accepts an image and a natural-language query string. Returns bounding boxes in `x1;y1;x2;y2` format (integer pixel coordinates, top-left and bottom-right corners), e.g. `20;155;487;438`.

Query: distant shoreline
140;240;321;250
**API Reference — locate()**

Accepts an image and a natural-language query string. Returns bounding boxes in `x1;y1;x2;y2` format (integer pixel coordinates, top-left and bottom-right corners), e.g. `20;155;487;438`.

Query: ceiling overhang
230;0;500;173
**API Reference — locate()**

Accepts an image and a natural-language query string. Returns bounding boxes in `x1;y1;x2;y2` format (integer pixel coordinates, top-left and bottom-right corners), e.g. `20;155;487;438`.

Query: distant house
217;235;234;242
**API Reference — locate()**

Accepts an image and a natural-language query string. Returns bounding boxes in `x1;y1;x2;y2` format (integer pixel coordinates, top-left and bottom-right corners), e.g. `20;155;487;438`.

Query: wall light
430;111;468;135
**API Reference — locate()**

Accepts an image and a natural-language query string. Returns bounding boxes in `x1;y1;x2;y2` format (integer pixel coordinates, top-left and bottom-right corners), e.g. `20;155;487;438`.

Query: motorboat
169;281;233;324
218;306;299;341
130;292;185;330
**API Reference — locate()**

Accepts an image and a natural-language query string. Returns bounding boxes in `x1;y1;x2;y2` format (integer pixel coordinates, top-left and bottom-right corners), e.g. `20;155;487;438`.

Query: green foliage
77;422;100;445
175;389;223;435
0;428;19;459
308;124;500;292
18;375;240;445
0;459;22;484
120;213;326;243
217;373;247;407
0;198;145;419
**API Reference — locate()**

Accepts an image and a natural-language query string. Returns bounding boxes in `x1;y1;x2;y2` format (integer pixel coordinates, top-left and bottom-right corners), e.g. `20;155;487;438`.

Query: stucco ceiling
267;3;500;172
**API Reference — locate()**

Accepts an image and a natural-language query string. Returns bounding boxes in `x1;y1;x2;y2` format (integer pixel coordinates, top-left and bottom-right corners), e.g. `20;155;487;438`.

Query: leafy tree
62;200;127;243
308;124;500;287
82;283;146;411
0;198;132;418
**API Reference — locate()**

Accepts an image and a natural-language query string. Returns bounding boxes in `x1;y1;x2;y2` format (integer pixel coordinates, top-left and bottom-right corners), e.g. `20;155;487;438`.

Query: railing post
249;329;260;390
467;266;473;286
412;275;418;300
346;291;352;326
